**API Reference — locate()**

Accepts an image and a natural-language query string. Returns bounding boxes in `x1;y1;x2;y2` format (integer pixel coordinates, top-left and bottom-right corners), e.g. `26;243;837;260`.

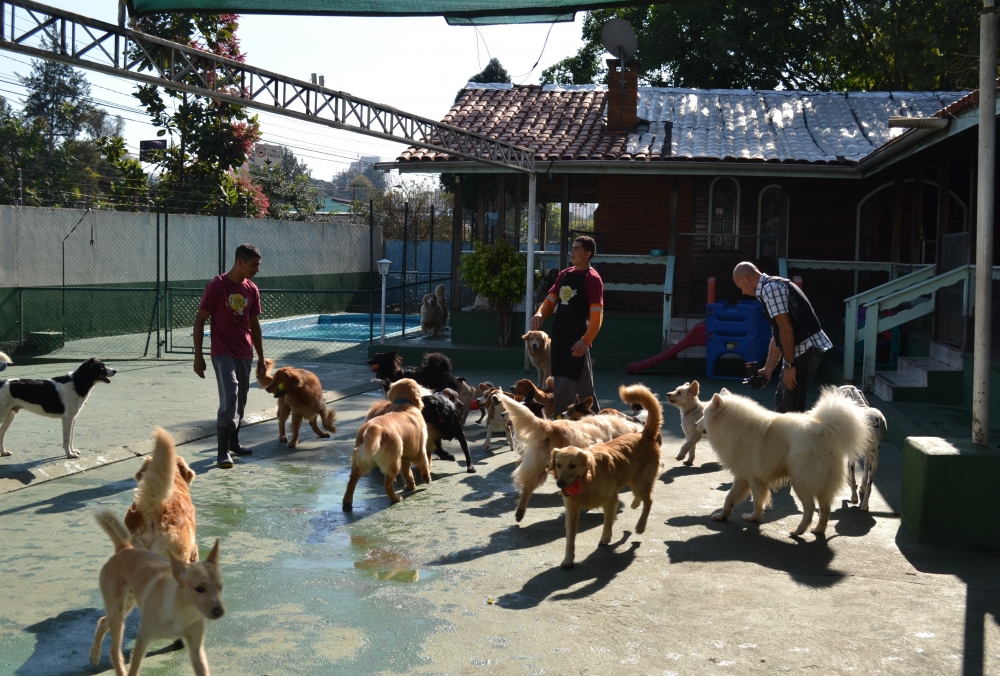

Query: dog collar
682;404;700;415
392;399;413;406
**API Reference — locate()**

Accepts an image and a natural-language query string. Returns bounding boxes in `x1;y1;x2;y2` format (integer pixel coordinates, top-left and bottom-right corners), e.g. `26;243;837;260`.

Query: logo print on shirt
558;286;577;305
228;294;247;315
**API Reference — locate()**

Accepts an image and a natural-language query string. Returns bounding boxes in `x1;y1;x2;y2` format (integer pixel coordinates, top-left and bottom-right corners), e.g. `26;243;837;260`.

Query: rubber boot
216;427;234;469
229;425;253;456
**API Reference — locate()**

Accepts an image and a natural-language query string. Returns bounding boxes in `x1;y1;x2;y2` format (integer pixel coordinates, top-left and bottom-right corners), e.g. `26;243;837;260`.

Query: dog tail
0;351;11;365
321;407;337;433
619;384;663;442
135;427;176;518
256;358;276;388
355;422;385;461
805;387;873;497
95;508;133;553
544;376;553;392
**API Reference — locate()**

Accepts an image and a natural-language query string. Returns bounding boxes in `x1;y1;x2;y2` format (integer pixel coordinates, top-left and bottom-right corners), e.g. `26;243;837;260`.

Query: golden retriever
420;284;449;337
257;359;336;447
123;428;198;563
90;509;224;676
342;378;428;511
550;384;663;569
521;330;551;385
498;392;643;522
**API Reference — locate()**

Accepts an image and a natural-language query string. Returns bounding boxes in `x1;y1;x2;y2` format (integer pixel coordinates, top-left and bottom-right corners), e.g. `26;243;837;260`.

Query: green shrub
460;239;526;346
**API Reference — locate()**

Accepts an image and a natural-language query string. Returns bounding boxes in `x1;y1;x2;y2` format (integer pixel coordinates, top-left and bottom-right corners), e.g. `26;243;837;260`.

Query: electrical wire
513;21;558;84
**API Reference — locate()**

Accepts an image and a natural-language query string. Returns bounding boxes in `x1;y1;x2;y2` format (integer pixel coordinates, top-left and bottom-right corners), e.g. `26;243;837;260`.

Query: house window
709;177;739;249
758;186;784;259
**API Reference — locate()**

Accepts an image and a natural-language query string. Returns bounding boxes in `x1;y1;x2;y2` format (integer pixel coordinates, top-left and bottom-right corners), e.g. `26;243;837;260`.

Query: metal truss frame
0;0;535;173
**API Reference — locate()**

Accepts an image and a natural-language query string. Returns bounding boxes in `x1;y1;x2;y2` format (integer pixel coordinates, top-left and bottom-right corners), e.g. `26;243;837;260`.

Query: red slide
626;322;706;375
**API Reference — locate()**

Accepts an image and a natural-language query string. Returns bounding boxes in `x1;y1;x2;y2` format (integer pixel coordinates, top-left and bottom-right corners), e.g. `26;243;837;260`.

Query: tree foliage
248;146;321;220
460;239;526;346
542;1;987;91
456;57;512;102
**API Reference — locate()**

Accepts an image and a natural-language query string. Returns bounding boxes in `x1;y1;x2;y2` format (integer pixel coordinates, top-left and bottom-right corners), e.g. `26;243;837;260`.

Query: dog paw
318;432;331;438
67;449;80;458
514;507;525;522
674;452;686;461
810;526;827;535
683;459;694;467
741;513;761;522
342;502;353;512
278;435;288;442
287;441;298;448
849;494;858;504
466;464;477;473
436;452;455;462
788;528;806;537
561;561;575;570
0;449;11;457
710;511;728;522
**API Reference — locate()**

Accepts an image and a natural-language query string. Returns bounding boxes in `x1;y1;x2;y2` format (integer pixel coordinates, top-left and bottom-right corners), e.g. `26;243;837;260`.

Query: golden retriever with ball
257;359;336;447
550;384;663;569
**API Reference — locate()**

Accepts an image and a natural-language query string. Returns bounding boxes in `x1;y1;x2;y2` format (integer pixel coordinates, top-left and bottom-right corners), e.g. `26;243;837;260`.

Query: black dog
368;351;457;392
423;390;475;473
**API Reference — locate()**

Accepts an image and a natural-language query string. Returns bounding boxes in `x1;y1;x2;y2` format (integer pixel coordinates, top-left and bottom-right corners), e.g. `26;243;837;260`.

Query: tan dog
420;284;449;337
510;378;555;419
124;428;198;563
551;384;663;569
257;359;336;447
521;330;551;385
90;509;224;676
666;380;705;466
498;393;643;522
343;378;429;510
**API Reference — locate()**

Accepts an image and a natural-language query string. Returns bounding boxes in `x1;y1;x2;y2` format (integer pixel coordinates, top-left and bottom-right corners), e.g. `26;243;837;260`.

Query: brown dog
510;378;555;419
124;428;198;563
257;359;336;447
343;378;429;511
90;509;224;676
521;330;551;385
550;384;663;569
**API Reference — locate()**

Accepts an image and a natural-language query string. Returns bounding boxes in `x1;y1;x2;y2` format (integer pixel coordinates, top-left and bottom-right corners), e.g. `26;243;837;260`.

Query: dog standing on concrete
257;359;336;448
90;509;224;676
666;380;705;466
420;284;449;337
521;330;551;386
839;385;886;512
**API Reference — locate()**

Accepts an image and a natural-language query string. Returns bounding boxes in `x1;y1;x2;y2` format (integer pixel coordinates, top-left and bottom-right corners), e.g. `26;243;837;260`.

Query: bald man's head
733;261;762;297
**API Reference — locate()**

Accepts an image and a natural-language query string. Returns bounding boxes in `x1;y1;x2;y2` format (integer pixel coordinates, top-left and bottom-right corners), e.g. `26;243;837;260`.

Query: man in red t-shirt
194;244;267;468
530;236;604;416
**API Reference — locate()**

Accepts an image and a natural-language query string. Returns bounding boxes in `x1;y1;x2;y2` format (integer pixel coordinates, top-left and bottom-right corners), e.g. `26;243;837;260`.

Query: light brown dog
550;384;663;569
510;378;555;419
498;393;643;522
257;359;336;447
124;428;198;563
420;284;449;337
521;330;551;385
666;380;705;466
343;378;429;510
90;509;224;676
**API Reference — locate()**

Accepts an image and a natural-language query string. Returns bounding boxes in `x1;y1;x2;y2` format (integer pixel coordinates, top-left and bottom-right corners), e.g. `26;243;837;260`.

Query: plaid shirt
756;274;833;359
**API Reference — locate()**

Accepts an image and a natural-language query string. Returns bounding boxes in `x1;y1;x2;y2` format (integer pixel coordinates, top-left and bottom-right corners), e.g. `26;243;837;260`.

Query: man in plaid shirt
733;262;833;412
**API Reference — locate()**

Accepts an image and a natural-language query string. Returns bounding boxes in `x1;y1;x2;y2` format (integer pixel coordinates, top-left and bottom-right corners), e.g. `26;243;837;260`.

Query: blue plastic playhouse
706;300;773;380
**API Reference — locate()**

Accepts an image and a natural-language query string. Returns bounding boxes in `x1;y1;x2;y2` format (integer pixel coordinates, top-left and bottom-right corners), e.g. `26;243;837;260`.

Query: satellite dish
601;18;638;62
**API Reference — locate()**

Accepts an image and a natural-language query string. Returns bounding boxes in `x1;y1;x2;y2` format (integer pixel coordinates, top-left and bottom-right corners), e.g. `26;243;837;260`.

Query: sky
0;2;590;183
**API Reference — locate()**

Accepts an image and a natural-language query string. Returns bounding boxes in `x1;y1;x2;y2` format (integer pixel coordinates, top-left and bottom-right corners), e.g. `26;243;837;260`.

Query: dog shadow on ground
17;607;177;676
495;540;641;610
659;462;723;485
663;516;846;588
0;479;133;518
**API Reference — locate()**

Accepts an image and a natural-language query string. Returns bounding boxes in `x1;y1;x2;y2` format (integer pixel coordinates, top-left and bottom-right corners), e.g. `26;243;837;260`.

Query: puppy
510;379;555;419
521;330;552;385
343;378;429;510
257;359;336;447
666;380;705;466
499;393;643;522
369;383;475;473
124;428;198;564
368;351;455;392
551;384;663;569
695;387;871;536
838;385;886;512
0;357;116;458
90;509;224;676
420;284;449;337
558;395;645;424
477;383;516;451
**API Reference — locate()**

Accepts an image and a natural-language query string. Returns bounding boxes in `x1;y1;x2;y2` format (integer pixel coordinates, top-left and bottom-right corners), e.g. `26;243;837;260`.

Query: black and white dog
0;357;117;458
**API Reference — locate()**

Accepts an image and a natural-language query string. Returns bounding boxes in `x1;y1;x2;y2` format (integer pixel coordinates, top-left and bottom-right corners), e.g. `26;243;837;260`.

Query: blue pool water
258;313;419;342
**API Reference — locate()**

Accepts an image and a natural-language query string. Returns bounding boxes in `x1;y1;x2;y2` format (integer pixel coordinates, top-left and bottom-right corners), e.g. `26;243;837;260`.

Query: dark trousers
774;347;826;413
212;355;251;430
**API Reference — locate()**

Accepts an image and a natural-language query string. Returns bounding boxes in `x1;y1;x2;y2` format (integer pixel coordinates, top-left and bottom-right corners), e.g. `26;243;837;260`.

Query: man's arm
573;306;603;357
193;309;211;378
773;313;798;390
249;315;266;378
530;297;556;330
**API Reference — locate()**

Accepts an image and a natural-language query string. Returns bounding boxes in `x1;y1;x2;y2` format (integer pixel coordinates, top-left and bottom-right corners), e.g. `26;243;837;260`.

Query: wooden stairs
873;341;964;402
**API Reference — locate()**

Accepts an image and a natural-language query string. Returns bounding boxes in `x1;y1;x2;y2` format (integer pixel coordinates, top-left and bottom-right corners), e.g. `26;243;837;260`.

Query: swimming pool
258;313;420;342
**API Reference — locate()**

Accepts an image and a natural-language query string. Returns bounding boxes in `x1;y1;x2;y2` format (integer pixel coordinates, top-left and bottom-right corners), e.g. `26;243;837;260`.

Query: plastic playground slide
626;322;706;375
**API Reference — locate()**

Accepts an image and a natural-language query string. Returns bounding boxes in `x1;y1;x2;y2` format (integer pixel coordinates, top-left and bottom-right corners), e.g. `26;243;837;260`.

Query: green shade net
131;0;636;22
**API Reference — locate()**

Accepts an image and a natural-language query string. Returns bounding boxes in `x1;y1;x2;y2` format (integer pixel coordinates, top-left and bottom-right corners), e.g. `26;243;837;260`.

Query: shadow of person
0;478;134;518
664;519;846;588
659;461;723;485
894;525;1000;676
495;540;641;610
17;608;141;675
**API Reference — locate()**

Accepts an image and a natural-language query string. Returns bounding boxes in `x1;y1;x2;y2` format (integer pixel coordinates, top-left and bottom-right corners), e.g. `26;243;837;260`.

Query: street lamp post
377;258;391;345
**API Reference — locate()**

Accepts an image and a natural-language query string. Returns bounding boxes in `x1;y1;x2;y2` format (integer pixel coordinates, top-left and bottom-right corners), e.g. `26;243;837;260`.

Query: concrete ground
0;362;997;675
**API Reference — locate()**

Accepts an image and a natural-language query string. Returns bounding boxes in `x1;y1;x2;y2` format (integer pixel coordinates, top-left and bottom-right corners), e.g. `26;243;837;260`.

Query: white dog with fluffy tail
695;387;872;536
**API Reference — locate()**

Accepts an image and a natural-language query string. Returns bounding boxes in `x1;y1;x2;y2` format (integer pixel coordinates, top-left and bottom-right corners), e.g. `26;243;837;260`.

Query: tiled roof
399;84;967;166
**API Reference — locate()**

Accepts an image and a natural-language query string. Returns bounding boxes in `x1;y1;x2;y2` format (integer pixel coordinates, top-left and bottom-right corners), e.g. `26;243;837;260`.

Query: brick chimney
605;58;638;134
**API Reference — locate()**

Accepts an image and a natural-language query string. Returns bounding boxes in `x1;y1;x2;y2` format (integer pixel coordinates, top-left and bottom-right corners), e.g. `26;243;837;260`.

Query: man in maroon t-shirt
194;244;267;468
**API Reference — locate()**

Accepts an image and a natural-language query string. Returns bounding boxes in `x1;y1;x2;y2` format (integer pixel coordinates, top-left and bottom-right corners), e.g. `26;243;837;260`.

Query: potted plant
460;239;526;346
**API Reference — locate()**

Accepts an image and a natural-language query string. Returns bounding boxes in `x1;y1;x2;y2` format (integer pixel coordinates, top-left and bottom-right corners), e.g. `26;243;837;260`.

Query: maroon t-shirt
198;275;261;359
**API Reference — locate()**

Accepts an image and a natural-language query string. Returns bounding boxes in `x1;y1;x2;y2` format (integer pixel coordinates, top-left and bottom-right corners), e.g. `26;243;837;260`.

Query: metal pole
19;287;23;352
380;273;388;345
524;174;537;370
369;199;374;344
429;204;435;293
402;201;408;336
973;0;996;446
156;205;161;358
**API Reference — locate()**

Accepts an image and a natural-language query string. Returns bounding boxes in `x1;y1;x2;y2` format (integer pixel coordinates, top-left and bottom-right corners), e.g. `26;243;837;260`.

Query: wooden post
514;176;522;250
935;161;951;269
497;174;506;240
910;174;924;264
451;177;463;312
477;177;486;241
559;175;570;270
891;179;904;264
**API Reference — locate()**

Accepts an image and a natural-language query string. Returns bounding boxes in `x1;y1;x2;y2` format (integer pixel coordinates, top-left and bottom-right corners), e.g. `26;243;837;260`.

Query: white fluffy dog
838;385;886;512
695;387;872;536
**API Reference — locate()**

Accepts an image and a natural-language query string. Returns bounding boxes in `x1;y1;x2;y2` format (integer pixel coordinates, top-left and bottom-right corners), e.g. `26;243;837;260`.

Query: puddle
350;535;432;583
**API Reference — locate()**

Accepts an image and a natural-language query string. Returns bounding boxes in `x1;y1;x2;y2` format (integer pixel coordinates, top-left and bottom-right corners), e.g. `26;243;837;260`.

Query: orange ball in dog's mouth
561;479;583;496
